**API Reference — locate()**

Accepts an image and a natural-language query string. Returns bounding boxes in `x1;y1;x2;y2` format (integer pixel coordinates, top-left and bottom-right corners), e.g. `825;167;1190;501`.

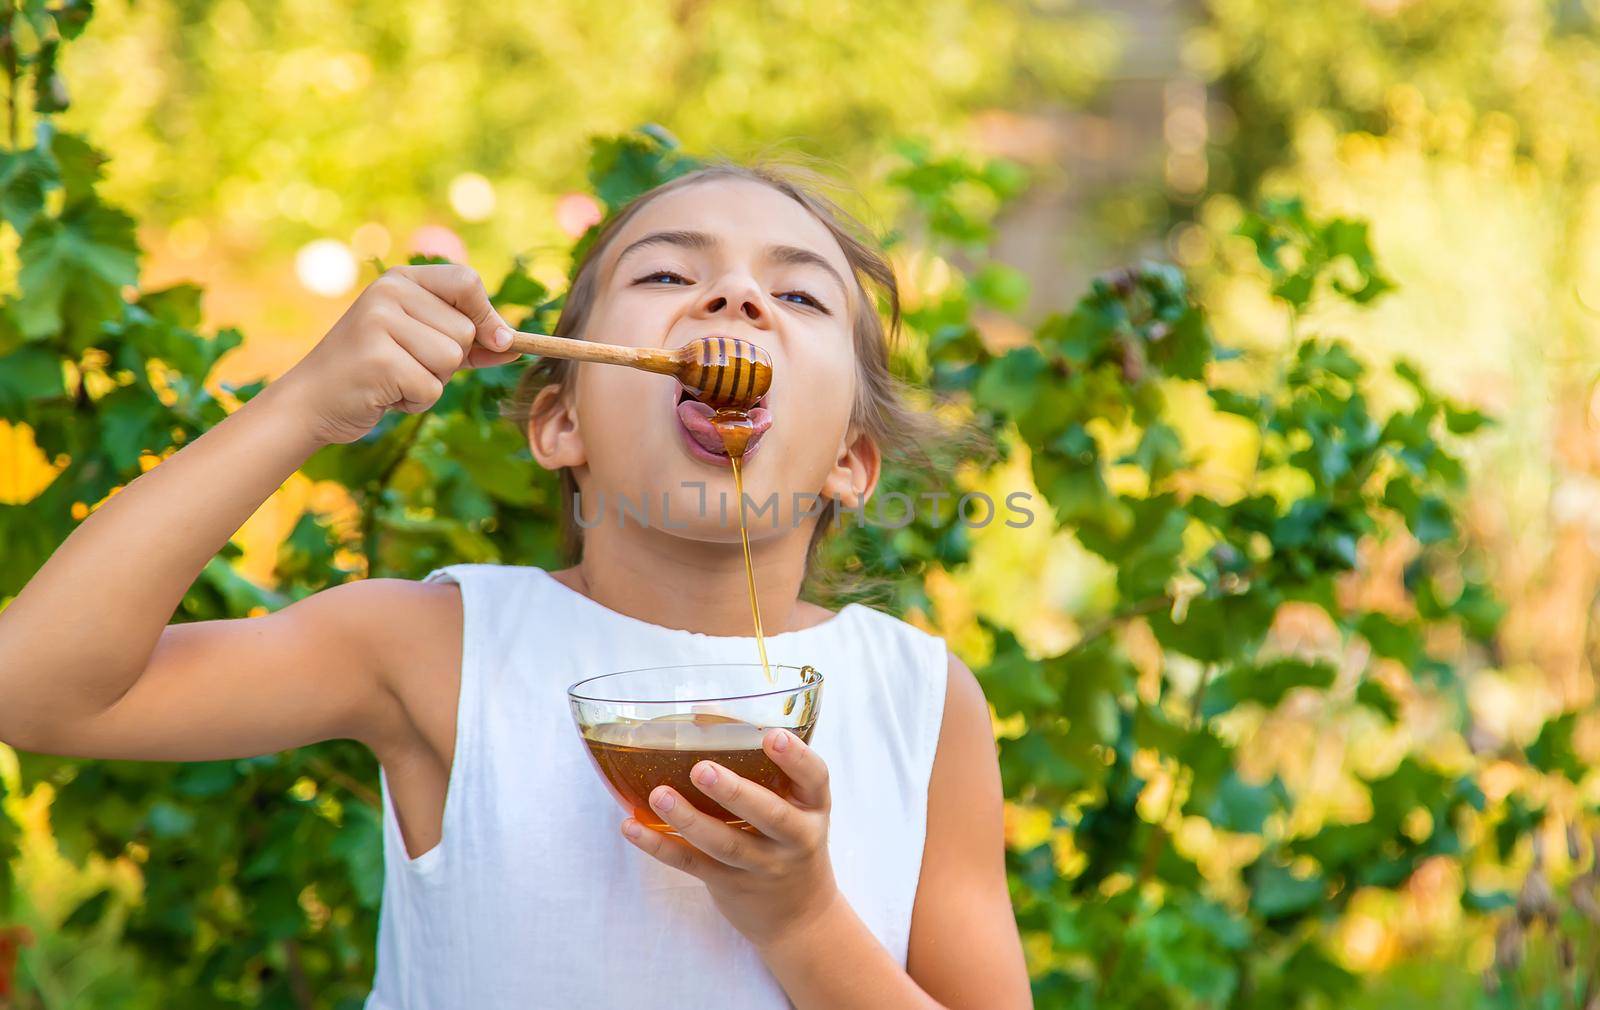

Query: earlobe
527;384;586;470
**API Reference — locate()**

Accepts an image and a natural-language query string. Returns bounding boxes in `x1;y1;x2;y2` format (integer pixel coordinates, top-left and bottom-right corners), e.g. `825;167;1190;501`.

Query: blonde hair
503;161;984;604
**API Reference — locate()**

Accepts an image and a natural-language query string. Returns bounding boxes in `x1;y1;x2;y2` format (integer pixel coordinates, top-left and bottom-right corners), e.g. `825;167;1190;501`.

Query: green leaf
0;344;65;407
1201;771;1283;834
975;629;1058;716
491;261;549;311
1076;494;1186;599
1356;679;1400;722
48;131;108;204
1128;905;1239;1004
16;197;139;346
329;802;384;909
1150;590;1277;664
973;345;1046;419
1249;858;1326;920
1443;403;1491;435
427;412;543;507
1151;307;1211;381
276;511;345;590
0;145;57;232
1202;659;1337;717
587;126;697;213
1526;712;1585;781
136;283;203;329
1119;423;1183;484
146;801;196;838
49;0;93;40
970;262;1030;312
1278;941;1360;1000
172;761;240;798
61;887;114;931
98;385;171;468
301;411;426;487
1354;611;1424;666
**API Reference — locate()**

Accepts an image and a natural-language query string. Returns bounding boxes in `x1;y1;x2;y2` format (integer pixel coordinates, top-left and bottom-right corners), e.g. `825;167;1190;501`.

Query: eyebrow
614;229;850;299
766;243;849;298
614;229;715;263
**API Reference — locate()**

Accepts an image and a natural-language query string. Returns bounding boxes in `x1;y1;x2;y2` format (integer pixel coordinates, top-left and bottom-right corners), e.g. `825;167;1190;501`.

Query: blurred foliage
1482;826;1600;1009
58;0;1119;265
1193;4;1600;1005
3;1;1600;1008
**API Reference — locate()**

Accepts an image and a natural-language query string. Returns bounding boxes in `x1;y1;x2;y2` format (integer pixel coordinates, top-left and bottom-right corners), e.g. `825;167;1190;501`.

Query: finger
647;784;775;871
390;264;515;353
386;350;444;414
396;282;476;355
765;729;830;811
464;342;524;369
385;313;467;383
395;286;520;370
620;816;730;885
689;759;808;847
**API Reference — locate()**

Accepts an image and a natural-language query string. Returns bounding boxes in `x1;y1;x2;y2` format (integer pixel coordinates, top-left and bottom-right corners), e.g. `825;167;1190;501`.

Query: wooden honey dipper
504;331;772;411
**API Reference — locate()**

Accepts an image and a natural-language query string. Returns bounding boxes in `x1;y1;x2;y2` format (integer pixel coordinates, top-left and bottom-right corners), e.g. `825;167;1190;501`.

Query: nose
691;272;771;329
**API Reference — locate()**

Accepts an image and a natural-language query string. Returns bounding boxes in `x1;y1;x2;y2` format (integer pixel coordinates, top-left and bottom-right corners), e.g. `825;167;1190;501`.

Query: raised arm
0;264;520;762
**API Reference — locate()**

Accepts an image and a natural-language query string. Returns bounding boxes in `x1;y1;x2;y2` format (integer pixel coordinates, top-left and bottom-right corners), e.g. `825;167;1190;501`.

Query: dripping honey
708;408;772;687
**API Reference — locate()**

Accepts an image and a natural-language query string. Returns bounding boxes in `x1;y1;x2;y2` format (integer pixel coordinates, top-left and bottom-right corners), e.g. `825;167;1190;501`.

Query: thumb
482;305;518;353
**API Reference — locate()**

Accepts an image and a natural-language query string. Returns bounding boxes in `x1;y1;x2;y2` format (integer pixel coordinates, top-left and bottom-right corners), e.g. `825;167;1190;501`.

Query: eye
634;270;691;286
776;289;829;313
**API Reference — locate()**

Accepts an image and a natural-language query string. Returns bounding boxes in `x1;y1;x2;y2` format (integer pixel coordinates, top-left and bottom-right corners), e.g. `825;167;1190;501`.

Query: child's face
529;177;878;544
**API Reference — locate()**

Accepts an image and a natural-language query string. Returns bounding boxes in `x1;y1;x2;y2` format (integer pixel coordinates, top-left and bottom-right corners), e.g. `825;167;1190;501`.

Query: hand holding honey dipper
270;261;771;446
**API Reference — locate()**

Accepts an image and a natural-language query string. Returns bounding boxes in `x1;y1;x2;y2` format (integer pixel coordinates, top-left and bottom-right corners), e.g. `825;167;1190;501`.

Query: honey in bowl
581;708;819;832
569;664;823;834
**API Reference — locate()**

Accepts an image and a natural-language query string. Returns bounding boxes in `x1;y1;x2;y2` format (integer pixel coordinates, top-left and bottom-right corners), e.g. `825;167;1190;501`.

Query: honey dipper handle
504;330;679;377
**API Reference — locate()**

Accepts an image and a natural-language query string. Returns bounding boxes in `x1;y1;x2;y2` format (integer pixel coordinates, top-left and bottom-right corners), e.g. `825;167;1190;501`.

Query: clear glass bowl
567;663;823;835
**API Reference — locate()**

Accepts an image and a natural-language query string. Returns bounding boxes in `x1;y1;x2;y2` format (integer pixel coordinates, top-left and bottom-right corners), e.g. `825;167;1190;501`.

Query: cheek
591;287;683;346
786;340;858;434
572;364;678;468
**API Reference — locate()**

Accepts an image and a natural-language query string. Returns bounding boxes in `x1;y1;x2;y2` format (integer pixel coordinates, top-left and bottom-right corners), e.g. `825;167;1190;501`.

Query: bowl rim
565;662;823;704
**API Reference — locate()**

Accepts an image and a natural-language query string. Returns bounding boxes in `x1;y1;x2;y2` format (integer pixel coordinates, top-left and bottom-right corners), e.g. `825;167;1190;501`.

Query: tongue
676;399;772;456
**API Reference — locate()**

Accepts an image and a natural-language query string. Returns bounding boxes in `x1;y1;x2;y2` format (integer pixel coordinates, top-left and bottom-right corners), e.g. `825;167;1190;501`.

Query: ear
526;384;586;471
819;422;881;509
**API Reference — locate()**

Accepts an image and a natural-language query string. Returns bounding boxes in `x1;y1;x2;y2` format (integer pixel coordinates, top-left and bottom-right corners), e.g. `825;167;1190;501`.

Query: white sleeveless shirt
364;563;951;1009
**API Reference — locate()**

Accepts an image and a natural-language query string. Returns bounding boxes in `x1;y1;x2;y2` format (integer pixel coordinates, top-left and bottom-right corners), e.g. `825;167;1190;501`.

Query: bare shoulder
937;650;994;760
927;650;1002;836
287;577;461;655
278;577;464;752
325;576;462;681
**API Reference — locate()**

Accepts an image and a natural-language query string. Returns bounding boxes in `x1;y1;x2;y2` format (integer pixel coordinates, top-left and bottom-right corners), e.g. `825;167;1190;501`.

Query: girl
0;163;1031;1008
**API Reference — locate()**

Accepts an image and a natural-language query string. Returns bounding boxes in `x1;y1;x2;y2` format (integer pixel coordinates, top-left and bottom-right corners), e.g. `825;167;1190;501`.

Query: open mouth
674;387;773;465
